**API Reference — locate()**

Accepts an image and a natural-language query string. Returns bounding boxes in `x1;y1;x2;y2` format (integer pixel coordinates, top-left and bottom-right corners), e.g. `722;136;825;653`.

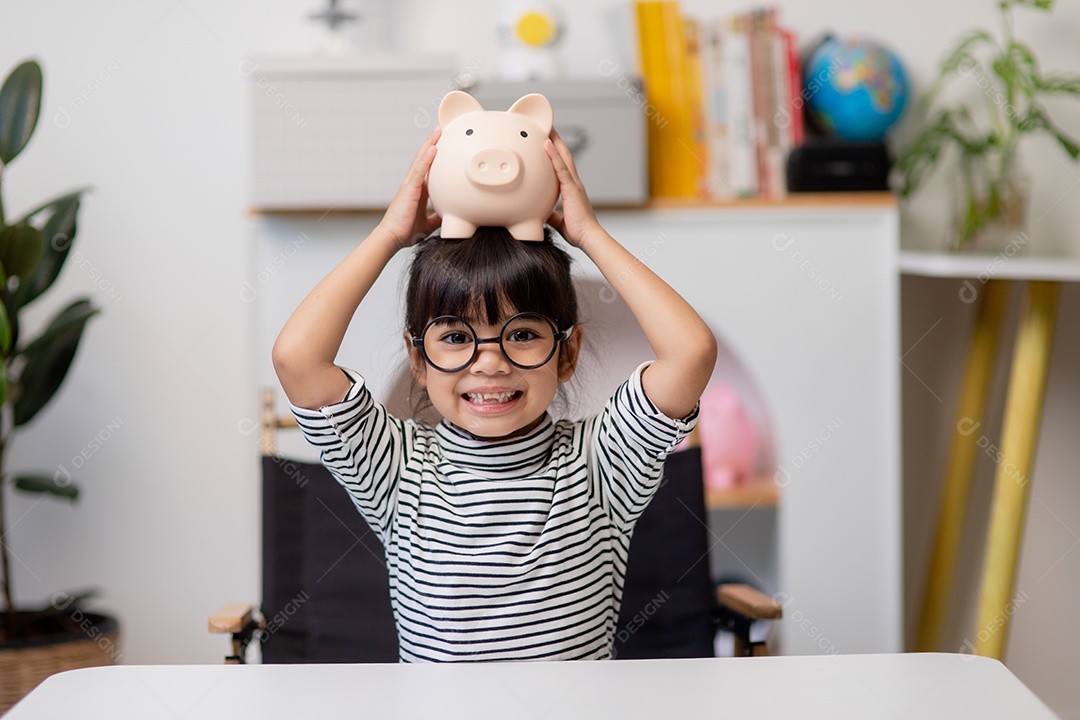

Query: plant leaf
1002;40;1040;100
924;29;998;106
0;290;10;356
13;473;79;500
0;223;45;281
1007;0;1053;10
1034;73;1080;96
13;190;86;308
0;59;43;165
13;297;99;426
895;109;991;196
1020;105;1080;158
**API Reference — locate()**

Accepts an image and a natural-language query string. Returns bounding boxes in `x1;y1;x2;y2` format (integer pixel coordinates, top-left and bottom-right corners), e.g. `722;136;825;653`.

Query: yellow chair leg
974;280;1060;660
917;280;1009;652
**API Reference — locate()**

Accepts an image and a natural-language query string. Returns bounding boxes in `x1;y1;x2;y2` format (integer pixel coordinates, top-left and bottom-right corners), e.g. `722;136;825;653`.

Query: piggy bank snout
466;146;522;189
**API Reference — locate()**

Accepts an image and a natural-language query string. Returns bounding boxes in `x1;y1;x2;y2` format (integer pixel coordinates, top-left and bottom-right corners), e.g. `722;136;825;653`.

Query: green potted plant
0;58;110;712
894;0;1080;251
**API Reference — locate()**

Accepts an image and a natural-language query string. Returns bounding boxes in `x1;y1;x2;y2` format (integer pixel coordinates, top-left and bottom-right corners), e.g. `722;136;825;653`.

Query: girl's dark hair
405;226;578;335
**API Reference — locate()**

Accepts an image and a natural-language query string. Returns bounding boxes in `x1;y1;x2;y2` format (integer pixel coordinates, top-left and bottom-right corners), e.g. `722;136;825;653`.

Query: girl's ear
557;326;583;382
404;332;428;387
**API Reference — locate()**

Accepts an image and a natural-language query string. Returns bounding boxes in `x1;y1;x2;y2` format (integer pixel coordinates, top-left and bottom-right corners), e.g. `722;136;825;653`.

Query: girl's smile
460;386;524;413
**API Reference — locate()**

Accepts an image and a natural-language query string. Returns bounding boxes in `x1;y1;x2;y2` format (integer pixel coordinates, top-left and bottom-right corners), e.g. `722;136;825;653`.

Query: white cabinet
591;198;902;655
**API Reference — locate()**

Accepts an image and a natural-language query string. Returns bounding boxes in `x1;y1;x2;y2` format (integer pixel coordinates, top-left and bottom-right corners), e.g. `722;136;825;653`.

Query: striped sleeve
287;367;407;543
589;361;700;531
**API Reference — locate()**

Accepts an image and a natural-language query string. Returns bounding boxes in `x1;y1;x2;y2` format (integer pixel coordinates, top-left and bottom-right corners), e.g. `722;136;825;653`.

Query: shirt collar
434;414;556;479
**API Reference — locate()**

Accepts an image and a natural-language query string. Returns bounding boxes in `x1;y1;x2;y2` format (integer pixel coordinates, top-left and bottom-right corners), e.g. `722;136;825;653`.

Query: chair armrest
715;584;782;658
208;603;255;634
716;584;782;620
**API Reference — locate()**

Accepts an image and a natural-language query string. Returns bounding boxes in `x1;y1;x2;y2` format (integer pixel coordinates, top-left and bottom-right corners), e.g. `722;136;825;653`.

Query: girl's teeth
468;391;516;404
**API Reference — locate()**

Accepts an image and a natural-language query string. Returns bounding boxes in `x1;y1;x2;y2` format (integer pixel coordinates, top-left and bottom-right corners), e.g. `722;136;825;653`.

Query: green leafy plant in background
894;0;1080;250
0;58;99;636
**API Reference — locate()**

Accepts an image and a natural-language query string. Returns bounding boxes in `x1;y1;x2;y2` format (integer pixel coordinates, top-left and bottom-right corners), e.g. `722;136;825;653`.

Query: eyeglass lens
421;314;559;371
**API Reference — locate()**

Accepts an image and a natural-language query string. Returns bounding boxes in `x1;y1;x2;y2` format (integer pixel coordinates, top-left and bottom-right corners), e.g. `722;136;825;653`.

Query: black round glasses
411;313;574;373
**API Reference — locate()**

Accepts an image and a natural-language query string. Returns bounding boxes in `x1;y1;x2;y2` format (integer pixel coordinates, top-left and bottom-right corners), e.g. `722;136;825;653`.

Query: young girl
273;127;717;662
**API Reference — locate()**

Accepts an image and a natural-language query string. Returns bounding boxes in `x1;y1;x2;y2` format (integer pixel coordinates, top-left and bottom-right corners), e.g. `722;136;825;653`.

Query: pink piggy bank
699;382;760;491
428;90;559;242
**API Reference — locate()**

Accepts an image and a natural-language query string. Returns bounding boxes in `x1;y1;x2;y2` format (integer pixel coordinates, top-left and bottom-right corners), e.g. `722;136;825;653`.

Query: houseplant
894;0;1080;251
0;58;110;710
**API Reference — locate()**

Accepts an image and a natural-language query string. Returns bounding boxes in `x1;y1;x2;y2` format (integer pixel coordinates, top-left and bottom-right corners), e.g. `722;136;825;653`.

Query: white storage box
248;54;456;211
248;59;647;210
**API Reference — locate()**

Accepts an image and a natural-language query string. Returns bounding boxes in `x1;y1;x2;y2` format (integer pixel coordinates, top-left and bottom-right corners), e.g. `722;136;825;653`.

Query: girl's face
406;315;581;440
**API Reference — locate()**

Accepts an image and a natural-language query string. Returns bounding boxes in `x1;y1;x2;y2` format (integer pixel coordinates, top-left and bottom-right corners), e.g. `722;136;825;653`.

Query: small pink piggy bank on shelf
428;90;559;242
699;382;760;491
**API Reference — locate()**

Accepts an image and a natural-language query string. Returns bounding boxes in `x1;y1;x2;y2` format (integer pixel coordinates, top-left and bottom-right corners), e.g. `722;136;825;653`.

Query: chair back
614;446;717;659
261;455;399;662
259;440;714;661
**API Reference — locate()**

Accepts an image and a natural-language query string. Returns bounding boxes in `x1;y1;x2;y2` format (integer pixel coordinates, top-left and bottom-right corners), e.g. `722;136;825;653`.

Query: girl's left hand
544;129;602;250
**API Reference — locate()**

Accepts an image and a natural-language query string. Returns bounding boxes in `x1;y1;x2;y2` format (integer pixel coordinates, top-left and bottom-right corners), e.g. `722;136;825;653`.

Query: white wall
2;0;1078;716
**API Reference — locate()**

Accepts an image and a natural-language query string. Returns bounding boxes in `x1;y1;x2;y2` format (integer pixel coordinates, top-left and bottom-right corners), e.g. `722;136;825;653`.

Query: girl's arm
544;131;717;420
273;128;442;411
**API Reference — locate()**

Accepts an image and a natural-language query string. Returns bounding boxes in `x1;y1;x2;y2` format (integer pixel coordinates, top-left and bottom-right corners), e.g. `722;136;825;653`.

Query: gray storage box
248;54;456;211
467;79;647;206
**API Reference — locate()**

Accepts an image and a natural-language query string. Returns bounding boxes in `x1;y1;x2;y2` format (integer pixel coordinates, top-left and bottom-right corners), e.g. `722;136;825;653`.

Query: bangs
406;227;577;334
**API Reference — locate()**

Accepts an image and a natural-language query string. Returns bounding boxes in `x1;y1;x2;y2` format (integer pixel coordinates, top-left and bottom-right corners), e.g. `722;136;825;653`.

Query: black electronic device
786;138;892;192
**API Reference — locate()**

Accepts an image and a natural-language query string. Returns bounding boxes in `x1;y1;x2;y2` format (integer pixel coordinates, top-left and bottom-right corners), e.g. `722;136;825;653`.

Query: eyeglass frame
410;312;575;373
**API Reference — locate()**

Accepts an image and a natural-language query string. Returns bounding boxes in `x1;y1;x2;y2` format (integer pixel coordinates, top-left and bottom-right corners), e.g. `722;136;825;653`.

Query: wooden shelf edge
645;191;898;210
247;192;898;217
706;478;780;509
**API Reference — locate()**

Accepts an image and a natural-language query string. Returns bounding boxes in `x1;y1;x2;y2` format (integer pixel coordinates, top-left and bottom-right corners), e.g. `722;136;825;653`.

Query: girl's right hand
375;127;442;250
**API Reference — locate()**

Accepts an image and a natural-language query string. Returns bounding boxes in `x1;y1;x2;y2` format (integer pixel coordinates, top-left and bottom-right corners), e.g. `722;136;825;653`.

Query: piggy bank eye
520;130;528;138
465;128;474;136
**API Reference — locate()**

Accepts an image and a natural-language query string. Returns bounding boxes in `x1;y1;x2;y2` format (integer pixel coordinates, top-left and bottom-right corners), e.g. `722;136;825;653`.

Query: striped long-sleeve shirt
290;361;698;662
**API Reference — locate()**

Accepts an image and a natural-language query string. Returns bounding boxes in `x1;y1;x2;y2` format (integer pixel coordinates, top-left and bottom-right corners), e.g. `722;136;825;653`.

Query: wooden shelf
646;191;897;211
705;478;780;510
247;192;898;217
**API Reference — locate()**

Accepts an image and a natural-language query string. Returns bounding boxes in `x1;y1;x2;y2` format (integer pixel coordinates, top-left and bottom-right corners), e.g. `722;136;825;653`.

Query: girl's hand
544;129;603;249
375;127;442;250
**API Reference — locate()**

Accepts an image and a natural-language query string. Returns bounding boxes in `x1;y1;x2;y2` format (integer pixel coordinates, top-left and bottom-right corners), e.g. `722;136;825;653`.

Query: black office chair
210;393;780;662
614;443;780;659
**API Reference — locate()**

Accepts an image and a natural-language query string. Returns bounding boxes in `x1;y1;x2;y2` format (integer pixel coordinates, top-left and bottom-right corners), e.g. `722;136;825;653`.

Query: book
699;19;733;199
724;14;759;198
683;17;711;196
634;1;699;198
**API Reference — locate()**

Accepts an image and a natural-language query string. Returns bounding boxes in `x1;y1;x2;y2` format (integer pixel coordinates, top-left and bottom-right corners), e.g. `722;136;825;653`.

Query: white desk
6;654;1056;719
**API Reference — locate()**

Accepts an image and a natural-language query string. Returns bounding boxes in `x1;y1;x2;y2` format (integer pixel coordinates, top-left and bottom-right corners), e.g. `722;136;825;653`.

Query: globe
803;37;910;142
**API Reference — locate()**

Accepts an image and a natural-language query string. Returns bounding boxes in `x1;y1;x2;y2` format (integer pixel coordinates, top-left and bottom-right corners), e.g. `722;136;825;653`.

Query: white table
6;653;1056;719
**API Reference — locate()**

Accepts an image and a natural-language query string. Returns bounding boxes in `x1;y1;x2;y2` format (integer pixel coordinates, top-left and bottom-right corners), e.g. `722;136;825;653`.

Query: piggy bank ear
507;93;553;136
439;90;484;127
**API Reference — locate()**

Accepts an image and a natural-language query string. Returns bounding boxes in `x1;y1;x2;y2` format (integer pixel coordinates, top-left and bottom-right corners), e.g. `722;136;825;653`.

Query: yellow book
635;1;698;198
